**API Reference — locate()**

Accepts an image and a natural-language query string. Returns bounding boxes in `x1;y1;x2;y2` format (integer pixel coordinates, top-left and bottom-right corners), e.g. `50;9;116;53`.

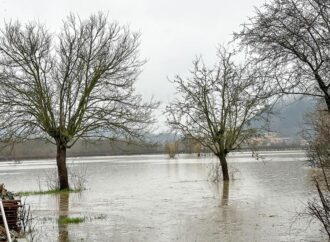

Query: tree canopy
0;13;157;146
236;0;330;111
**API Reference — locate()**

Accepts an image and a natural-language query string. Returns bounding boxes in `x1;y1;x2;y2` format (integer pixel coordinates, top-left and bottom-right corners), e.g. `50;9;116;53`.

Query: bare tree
182;136;202;155
164;141;179;158
305;103;330;238
235;0;330;112
166;46;271;181
0;13;158;190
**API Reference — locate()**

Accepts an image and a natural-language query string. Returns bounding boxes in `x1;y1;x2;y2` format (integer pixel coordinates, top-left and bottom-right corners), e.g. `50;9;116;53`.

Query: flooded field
1;151;327;241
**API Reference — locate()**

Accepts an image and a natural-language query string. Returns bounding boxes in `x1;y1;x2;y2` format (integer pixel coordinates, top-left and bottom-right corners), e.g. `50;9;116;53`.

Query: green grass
16;188;82;196
58;217;85;225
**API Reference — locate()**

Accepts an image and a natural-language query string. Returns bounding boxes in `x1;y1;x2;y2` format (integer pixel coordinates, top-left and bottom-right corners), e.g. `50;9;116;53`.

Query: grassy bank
16;188;82;196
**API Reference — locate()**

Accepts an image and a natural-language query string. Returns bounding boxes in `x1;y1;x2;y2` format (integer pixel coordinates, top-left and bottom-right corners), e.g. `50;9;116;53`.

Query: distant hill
155;97;317;141
148;132;178;143
263;97;316;138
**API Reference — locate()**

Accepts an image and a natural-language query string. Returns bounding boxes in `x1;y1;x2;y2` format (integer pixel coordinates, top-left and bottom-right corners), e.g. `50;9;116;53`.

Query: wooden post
0;199;12;242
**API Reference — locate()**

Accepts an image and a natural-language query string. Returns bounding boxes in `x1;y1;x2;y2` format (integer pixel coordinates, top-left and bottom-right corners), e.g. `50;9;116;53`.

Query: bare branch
235;0;330;111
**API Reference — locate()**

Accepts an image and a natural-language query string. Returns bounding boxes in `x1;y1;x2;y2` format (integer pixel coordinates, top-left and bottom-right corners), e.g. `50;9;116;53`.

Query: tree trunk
221;181;230;206
56;142;69;190
218;152;229;181
325;94;330;113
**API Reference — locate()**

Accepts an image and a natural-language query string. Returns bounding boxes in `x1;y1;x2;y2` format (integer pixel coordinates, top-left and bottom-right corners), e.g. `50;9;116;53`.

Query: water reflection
221;181;229;206
58;193;69;242
209;181;230;206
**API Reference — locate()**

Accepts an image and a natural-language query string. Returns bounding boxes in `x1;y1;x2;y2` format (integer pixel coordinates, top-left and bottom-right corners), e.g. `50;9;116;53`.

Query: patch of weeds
16;188;82;196
58;217;85;225
94;214;107;220
77;214;107;223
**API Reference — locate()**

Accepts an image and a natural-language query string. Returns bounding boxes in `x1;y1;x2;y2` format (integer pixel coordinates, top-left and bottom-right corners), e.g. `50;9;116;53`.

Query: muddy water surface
1;151;327;241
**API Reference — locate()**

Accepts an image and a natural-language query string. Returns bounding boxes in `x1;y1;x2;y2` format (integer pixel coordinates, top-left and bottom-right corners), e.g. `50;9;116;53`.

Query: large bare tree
235;0;330;112
304;103;330;238
166;47;271;181
0;13;158;190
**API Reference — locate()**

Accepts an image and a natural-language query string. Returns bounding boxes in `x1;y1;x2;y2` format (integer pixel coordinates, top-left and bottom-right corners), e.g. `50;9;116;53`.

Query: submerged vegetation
16;188;82;197
58;217;85;225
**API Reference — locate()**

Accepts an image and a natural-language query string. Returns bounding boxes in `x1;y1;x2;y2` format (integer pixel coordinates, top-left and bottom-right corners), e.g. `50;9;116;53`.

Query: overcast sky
1;0;266;130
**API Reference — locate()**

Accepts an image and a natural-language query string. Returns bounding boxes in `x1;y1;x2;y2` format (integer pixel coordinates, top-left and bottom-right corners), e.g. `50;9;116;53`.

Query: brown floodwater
1;151;328;241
